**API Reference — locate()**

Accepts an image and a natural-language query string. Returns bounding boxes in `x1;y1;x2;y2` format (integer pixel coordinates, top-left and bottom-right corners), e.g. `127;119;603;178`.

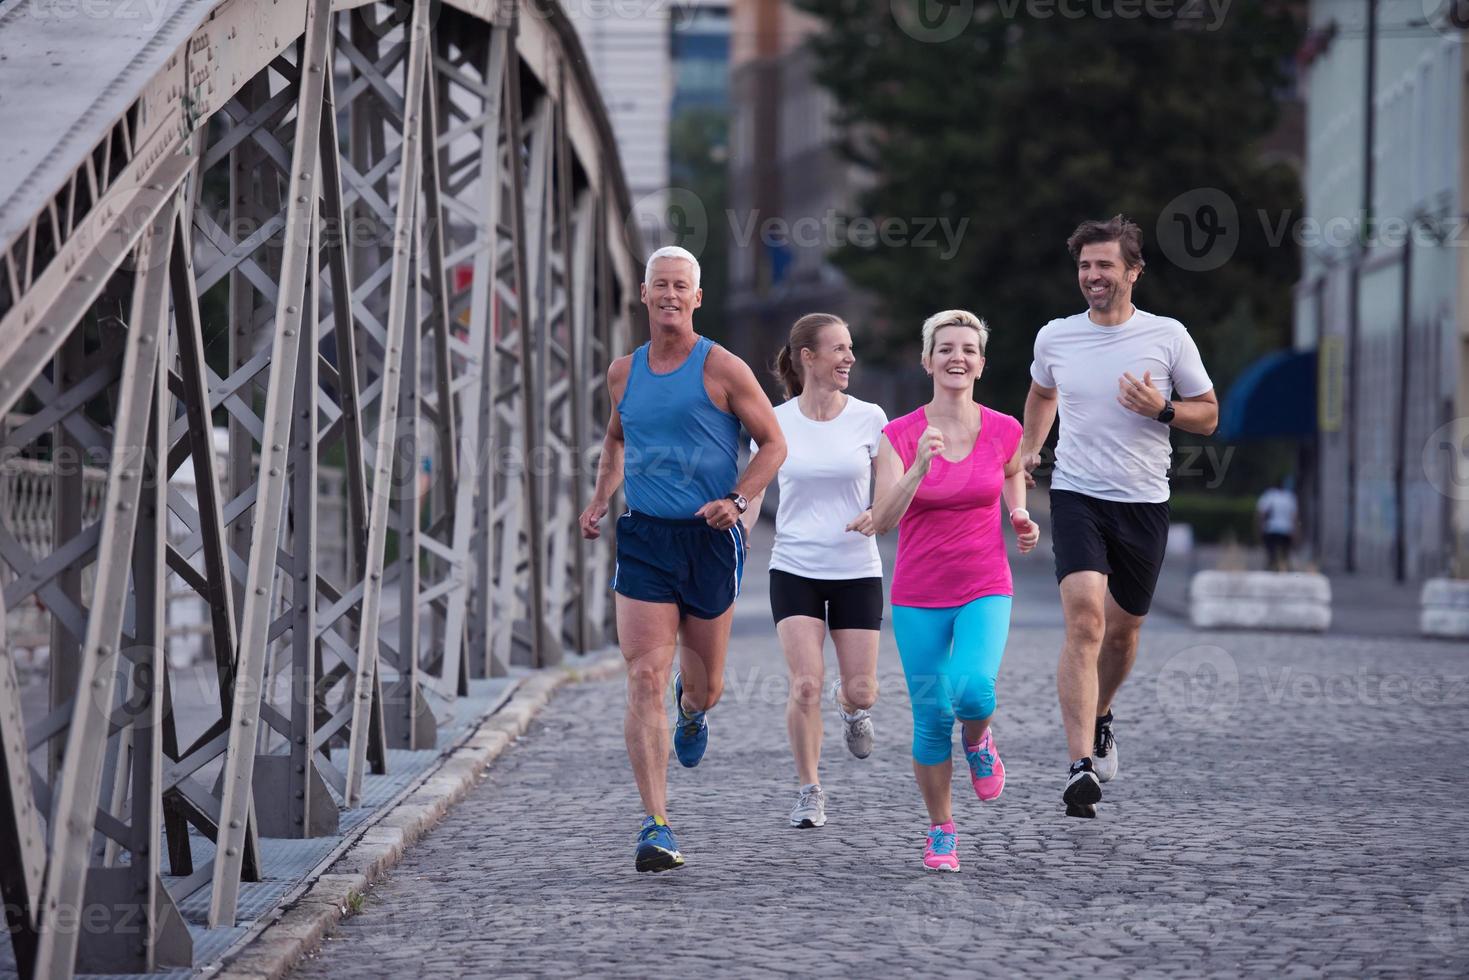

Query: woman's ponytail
774;344;804;399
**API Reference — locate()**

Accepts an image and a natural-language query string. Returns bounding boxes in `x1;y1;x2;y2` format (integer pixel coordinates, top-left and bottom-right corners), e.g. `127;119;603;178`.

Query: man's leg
1057;571;1108;763
1092;494;1168;732
1097;590;1146;716
677;605;736;713
616;594;681;817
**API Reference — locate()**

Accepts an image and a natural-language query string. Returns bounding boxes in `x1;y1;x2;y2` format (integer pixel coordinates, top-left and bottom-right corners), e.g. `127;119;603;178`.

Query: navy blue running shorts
613;511;745;619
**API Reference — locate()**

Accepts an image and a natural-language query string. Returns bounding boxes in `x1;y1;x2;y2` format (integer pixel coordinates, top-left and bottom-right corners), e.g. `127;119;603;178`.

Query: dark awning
1217;349;1316;442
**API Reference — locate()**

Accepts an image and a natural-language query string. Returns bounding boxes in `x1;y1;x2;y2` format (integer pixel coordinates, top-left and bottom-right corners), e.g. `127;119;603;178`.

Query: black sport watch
726;492;748;513
1156;401;1176;425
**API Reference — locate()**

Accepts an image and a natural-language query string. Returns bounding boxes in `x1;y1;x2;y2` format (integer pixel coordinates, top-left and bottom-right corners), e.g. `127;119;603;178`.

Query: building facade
561;0;673;230
1294;1;1469;579
725;0;914;403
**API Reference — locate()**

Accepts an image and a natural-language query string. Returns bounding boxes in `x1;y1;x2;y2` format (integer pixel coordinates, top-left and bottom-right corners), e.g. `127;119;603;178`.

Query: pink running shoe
923;822;960;872
964;729;1005;801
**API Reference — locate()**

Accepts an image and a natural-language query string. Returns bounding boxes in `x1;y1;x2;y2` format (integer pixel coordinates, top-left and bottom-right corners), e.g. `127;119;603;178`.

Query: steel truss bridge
0;0;641;974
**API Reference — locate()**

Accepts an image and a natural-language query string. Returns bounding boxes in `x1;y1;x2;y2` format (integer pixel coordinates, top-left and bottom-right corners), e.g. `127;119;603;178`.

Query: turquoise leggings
892;595;1013;766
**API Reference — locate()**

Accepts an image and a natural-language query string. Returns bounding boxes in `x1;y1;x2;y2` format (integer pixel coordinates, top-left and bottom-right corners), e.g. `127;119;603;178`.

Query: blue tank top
619;336;740;519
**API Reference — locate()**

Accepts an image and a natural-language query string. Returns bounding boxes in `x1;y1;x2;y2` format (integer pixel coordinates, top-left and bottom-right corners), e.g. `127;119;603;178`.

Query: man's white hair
644;245;701;289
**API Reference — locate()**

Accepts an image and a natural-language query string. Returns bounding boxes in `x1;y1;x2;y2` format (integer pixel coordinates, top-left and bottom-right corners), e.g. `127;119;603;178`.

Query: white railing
2;422;347;665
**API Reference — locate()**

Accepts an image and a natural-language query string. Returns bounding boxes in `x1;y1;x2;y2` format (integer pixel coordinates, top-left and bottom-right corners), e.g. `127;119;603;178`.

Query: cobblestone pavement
293;533;1469;978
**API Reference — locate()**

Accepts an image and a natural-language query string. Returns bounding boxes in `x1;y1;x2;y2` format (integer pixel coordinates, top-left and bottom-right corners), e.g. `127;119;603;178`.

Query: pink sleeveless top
883;404;1024;607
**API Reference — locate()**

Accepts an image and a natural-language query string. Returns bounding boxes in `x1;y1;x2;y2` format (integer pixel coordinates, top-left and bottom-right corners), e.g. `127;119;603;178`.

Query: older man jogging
579;246;787;871
1021;216;1218;818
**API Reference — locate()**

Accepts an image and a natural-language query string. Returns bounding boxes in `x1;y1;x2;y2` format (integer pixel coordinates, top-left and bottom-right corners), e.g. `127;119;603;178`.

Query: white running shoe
789;783;827;828
833;682;874;759
1093;712;1118;783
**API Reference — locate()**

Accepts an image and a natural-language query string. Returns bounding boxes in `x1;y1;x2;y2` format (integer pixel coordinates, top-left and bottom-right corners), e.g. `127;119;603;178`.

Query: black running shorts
769;569;884;631
1050;488;1170;617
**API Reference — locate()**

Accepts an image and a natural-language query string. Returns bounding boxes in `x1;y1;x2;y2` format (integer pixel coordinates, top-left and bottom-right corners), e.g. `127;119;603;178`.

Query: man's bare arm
1118;371;1218;436
578;357;630;540
744;452;766;537
1021;381;1059;487
716;350;786;500
1172;389;1219;436
693;349;786;530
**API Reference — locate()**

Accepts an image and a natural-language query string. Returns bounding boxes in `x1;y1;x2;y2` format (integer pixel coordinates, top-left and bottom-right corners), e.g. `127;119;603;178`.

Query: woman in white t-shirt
747;313;889;830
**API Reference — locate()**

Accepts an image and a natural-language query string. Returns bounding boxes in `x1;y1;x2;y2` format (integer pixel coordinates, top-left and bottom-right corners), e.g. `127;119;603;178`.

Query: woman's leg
769;617;828;793
778;616;829;787
829;577;883;712
831;629;879;710
771;570;831;788
891;604;960;826
950;595;1013;746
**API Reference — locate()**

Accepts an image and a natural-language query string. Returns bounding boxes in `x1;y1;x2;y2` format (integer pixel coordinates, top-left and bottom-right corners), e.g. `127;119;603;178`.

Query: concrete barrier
1420;578;1469;639
1189;570;1331;632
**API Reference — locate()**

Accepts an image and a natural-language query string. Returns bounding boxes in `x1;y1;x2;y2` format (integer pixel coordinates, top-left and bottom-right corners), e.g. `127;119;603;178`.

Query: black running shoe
1063;757;1102;814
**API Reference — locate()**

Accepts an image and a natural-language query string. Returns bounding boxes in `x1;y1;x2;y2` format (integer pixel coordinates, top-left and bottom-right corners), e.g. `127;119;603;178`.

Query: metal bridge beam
0;0;641;973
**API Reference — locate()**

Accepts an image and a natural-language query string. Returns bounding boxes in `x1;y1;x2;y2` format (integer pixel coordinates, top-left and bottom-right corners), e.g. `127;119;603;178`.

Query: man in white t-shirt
1256;476;1299;571
1020;215;1219;818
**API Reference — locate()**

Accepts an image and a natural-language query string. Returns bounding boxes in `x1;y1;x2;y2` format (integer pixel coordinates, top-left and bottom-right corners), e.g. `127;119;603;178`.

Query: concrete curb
211;652;625;980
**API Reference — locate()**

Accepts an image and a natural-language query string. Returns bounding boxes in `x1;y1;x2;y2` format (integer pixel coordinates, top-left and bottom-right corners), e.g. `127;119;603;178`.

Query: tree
793;0;1304;479
669;106;731;343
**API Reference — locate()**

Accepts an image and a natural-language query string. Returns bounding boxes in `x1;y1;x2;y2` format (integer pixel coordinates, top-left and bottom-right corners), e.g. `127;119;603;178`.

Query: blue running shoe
635;815;685;872
672;673;708;768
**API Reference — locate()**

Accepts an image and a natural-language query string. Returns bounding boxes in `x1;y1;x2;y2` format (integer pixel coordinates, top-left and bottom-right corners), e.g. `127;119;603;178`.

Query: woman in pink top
870;309;1039;872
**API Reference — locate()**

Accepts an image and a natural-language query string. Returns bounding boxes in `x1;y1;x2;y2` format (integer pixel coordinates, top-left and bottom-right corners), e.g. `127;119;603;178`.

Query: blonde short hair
921;309;989;360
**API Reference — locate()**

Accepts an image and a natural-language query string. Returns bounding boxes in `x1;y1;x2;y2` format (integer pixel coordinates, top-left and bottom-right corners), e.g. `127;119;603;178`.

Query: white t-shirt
1030;308;1213;504
1257;488;1298;535
751;396;888;579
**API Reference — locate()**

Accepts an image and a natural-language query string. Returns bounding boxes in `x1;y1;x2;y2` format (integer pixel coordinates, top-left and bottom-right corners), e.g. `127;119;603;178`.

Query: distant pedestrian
1020;215;1218;817
870;310;1039;872
1256;476;1299;572
578;246;787;872
744;313;888;831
